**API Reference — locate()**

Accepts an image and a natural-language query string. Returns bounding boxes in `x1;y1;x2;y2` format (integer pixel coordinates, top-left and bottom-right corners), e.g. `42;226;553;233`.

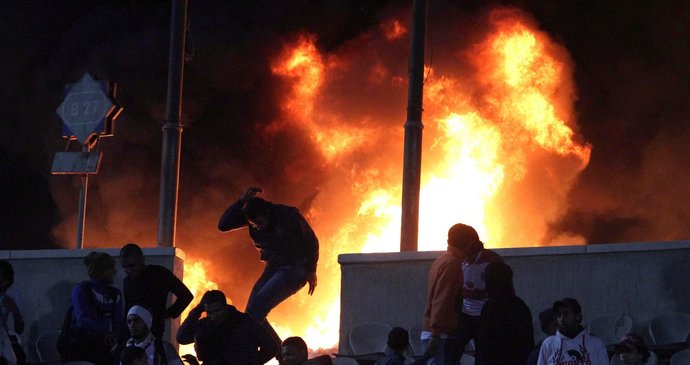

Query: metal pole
76;146;89;249
400;0;427;252
158;0;188;247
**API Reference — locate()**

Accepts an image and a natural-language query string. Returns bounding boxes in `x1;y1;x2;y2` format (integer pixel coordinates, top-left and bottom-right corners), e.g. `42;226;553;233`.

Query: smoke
2;1;690;252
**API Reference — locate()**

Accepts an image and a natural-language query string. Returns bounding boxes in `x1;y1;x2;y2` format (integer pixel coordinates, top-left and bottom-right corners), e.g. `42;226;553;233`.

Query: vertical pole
400;0;427;252
76;145;89;249
158;0;188;247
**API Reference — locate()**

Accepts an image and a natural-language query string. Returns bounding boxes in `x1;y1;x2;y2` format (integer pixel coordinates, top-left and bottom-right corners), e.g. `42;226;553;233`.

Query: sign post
52;73;122;248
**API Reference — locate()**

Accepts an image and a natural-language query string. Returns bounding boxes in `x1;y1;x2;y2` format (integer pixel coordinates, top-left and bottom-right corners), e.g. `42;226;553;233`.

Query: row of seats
347;312;690;365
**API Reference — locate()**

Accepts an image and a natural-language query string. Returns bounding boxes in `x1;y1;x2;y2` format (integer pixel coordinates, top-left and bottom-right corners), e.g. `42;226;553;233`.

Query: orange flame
180;7;592;356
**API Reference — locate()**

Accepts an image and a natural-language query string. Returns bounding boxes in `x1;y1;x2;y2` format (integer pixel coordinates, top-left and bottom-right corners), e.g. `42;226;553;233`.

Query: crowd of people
0;188;664;365
415;223;657;365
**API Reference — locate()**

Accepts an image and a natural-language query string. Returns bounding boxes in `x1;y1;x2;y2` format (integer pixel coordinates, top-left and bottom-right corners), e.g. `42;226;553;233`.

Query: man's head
447;223;482;257
538;307;558;336
280;336;308;365
243;197;271;230
484;262;515;299
387;327;409;354
0;260;14;291
615;333;650;365
201;290;228;326
552;298;583;337
127;305;153;341
84;251;116;284
120;243;146;280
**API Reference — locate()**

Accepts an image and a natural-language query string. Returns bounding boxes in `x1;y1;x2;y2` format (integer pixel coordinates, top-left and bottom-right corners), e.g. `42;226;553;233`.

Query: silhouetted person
218;187;319;338
475;262;534;365
279;336;332;365
537;298;608;365
113;305;182;365
279;337;308;365
66;252;124;365
375;327;408;365
120;243;193;338
418;224;469;365
614;333;652;365
177;290;279;365
526;307;558;365
455;226;503;361
0;261;24;364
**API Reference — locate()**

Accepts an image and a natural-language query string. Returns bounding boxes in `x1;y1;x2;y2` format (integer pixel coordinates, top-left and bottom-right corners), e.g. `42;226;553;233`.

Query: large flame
181;6;591;357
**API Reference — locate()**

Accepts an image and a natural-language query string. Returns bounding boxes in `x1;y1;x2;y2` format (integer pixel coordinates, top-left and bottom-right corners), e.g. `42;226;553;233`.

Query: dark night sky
2;0;690;252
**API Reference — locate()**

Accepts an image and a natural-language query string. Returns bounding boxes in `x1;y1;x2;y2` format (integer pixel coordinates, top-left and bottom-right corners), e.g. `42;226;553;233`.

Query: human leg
245;266;308;321
456;313;481;363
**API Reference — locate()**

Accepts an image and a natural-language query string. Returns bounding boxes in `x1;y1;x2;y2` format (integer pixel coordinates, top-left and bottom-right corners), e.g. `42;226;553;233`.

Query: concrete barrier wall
338;241;690;354
0;247;185;362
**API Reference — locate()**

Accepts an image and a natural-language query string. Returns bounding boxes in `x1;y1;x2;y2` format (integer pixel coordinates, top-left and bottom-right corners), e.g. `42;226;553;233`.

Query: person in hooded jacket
537;298;608;365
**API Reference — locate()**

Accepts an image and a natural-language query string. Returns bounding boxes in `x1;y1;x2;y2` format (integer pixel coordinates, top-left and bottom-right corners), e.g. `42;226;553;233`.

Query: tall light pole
158;0;188;247
400;0;427;252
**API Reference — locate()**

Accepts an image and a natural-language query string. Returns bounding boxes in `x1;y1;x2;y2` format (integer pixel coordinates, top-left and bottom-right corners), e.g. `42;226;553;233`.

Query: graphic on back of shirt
551;336;593;365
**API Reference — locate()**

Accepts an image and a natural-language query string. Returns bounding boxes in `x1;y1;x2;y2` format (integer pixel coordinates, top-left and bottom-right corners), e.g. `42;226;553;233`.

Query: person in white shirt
537;298;609;365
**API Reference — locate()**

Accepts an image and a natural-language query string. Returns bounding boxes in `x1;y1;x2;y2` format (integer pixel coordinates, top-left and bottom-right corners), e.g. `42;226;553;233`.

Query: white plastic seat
588;314;633;345
671;349;690;365
408;323;424;356
610;350;657;365
648;312;690;345
349;321;393;354
35;329;62;363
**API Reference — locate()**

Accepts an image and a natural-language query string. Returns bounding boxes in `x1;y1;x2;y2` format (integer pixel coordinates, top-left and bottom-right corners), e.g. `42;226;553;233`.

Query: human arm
1;290;23;334
160;267;194;319
427;257;462;335
0;329;16;365
250;318;280;364
163;341;185;365
71;283;110;334
176;303;204;345
218;187;263;231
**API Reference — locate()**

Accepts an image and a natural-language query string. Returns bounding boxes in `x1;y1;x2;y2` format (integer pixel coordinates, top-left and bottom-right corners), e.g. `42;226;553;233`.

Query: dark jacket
124;264;193;338
177;304;279;365
218;199;319;272
475;295;534;365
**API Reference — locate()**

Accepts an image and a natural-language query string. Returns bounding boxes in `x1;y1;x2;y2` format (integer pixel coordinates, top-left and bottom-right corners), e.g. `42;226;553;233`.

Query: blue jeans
419;334;459;365
246;265;308;321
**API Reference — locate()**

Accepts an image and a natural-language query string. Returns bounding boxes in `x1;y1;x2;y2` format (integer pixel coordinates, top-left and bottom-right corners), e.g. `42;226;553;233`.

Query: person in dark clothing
375;327;408;365
120;243;193;339
526;308;558;365
119;346;148;365
0;261;24;365
218;187;319;323
475;262;534;365
279;336;333;365
66;252;124;365
176;290;279;365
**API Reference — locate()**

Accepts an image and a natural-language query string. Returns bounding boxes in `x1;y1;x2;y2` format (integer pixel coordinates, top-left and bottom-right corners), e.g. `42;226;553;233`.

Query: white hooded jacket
537;328;609;365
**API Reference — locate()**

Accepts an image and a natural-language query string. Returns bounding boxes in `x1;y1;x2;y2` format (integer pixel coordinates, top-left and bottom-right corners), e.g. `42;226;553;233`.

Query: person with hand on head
120;243;193;339
537;298;608;365
218;187;319;330
113;305;182;365
176;290;279;365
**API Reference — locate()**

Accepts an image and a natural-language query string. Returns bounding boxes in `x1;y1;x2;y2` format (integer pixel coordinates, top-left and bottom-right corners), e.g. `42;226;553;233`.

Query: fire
178;260;220;357
179;6;592;358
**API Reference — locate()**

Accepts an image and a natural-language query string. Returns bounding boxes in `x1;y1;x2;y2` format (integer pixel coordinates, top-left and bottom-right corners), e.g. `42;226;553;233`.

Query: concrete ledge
338;240;690;264
3;246;185;260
